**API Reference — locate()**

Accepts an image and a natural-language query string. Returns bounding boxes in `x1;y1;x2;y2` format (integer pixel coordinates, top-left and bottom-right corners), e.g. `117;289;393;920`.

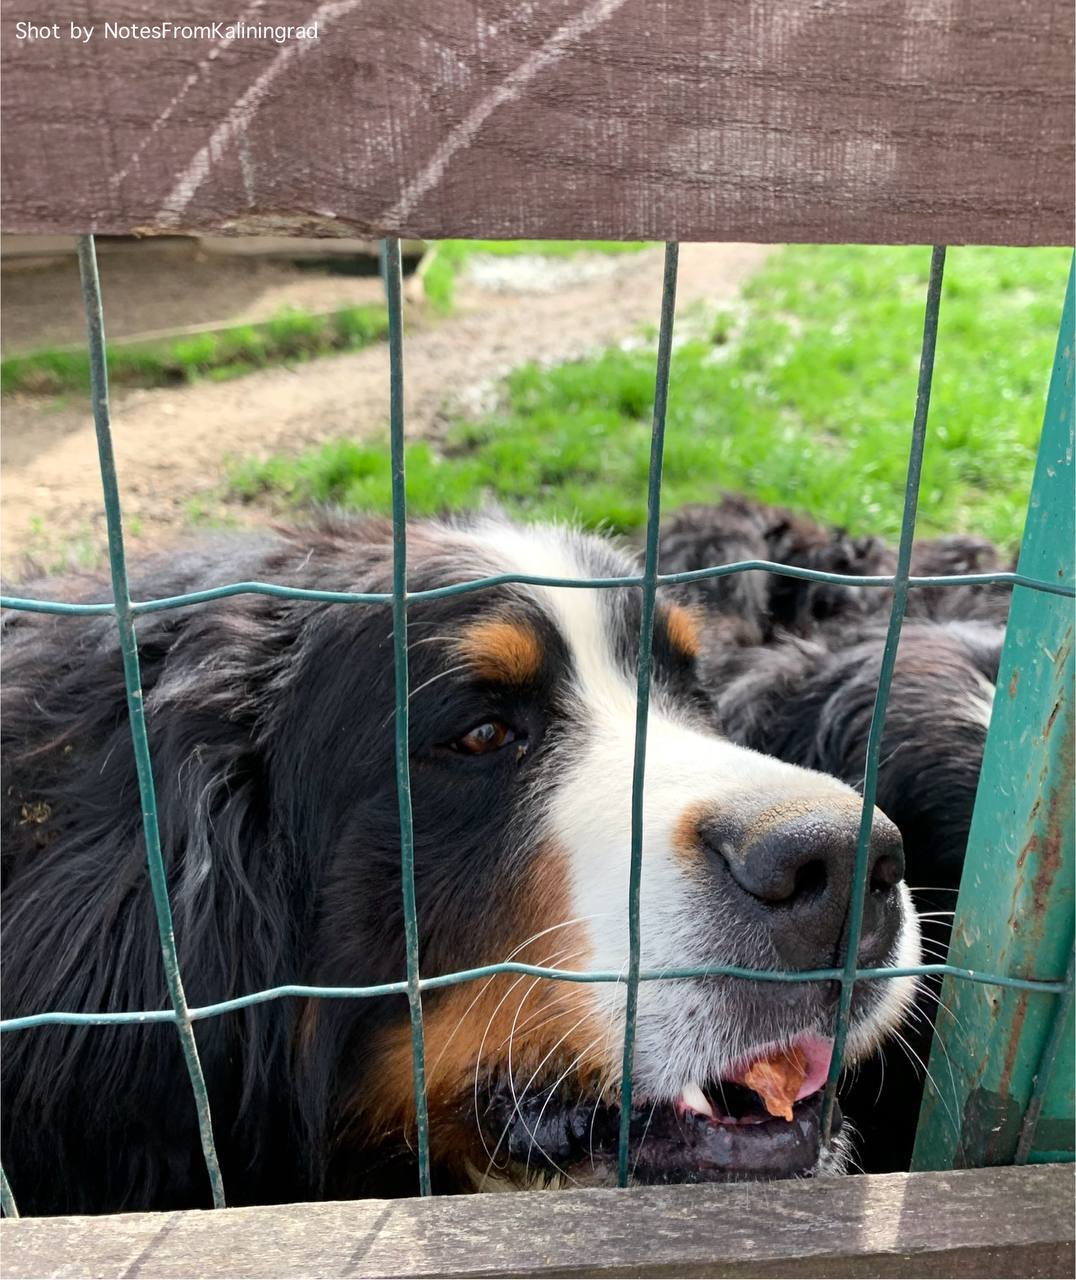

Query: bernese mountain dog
2;515;920;1215
659;495;1011;1170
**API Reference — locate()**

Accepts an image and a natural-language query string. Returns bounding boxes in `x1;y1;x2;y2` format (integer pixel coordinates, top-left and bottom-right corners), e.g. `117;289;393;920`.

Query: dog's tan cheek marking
458;620;544;685
665;604;702;660
346;843;605;1169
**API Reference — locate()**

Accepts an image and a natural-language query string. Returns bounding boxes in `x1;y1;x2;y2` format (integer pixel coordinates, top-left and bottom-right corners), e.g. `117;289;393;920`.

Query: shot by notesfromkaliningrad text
13;21;320;44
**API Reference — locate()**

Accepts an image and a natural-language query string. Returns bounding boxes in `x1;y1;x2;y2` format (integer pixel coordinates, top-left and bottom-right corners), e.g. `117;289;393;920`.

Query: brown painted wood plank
2;1;1072;244
1;1165;1073;1279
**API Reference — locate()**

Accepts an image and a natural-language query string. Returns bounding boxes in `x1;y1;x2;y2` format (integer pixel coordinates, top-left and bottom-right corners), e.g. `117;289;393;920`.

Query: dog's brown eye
453;720;517;755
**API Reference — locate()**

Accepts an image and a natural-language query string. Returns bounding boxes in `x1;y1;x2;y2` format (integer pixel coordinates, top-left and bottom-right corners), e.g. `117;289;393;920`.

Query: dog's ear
141;600;286;930
4;591;309;997
1;592;314;1209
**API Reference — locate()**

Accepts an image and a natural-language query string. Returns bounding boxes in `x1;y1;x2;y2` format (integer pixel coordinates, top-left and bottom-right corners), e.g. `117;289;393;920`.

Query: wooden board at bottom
1;1163;1073;1279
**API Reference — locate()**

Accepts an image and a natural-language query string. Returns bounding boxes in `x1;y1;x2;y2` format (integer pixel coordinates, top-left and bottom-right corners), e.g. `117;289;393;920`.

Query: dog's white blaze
469;520;636;716
468;521;920;1099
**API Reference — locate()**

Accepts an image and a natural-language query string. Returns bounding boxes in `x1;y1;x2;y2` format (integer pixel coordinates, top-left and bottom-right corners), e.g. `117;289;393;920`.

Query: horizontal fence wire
618;242;679;1186
2;566;1070;618
820;244;946;1143
1;964;1067;1035
1;242;1073;1218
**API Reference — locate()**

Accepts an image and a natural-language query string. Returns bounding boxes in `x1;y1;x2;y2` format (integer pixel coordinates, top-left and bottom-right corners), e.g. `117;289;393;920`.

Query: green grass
24;515;100;573
421;239;653;311
1;304;389;396
228;245;1072;548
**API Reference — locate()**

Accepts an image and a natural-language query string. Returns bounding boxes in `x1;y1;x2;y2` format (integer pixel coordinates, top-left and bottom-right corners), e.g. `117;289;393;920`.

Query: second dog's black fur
659;495;1011;1171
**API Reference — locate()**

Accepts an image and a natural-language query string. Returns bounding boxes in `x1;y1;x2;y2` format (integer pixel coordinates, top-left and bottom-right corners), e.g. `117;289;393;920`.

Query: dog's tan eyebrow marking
665;604;702;659
458;619;545;685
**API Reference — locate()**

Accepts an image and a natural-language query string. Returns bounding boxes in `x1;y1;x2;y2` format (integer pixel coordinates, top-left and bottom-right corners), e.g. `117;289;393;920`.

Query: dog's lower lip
621;1089;840;1183
481;1080;840;1184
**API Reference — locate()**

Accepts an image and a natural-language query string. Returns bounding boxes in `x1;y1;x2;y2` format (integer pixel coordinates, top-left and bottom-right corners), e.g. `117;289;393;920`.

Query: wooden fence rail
2;0;1073;243
1;1165;1074;1279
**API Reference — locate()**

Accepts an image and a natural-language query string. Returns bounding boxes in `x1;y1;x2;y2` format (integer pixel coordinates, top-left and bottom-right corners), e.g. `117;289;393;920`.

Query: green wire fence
0;238;1073;1216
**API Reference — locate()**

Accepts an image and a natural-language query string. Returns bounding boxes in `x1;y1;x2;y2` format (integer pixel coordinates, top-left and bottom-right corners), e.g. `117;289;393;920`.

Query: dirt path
1;243;770;576
0;240;389;355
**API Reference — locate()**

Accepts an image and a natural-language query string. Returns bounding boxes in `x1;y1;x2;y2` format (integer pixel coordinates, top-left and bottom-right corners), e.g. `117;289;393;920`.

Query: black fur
1;520;579;1212
660;494;1011;640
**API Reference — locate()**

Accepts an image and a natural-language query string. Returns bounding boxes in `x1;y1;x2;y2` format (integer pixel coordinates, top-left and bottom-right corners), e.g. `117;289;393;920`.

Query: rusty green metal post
912;259;1075;1170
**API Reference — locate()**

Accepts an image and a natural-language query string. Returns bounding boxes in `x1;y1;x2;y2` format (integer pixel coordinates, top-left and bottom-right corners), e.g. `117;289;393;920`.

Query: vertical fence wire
819;244;947;1143
0;1167;18;1219
75;236;226;1209
382;237;433;1195
617;242;680;1186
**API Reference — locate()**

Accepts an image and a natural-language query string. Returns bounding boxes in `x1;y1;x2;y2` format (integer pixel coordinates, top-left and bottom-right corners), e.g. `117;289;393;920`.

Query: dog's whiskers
915;987;966;1033
629;1097;662;1183
870;1044;888;1107
889;1025;962;1144
475;974;566;1185
469;946;577;1170
406;634;464;651
463;915;607;1171
429;914;601;1085
585;963;629;1172
497;996;577;1052
520;1030;605;1185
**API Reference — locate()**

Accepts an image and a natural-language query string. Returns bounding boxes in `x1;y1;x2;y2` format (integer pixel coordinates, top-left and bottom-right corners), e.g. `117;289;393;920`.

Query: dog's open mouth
479;1034;841;1185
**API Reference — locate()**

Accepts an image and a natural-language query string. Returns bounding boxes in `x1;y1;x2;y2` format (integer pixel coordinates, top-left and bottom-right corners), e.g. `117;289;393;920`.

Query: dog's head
258;518;919;1191
1;515;920;1209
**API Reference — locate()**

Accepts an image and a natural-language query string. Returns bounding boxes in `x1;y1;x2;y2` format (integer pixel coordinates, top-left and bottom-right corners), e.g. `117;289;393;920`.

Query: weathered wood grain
1;1164;1073;1278
2;1;1072;243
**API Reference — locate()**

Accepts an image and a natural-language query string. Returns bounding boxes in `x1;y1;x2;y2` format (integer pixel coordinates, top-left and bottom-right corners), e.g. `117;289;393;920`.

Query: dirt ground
0;239;390;355
1;242;770;578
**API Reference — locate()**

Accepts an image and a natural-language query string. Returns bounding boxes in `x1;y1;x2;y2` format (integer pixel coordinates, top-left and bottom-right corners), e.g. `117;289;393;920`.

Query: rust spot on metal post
1016;834;1039;872
1044;698;1062;736
1033;709;1074;916
999;993;1031;1097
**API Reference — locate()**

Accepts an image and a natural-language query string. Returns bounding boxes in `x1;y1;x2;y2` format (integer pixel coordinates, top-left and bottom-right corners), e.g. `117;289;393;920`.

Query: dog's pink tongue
728;1035;834;1119
788;1034;834;1100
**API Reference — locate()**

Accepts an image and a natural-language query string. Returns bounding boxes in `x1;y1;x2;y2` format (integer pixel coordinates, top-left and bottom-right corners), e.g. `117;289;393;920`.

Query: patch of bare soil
0;239;387;355
1;243;770;578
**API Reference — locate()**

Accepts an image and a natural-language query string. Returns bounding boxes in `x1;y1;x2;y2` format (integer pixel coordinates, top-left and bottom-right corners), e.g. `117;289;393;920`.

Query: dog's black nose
701;802;905;968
